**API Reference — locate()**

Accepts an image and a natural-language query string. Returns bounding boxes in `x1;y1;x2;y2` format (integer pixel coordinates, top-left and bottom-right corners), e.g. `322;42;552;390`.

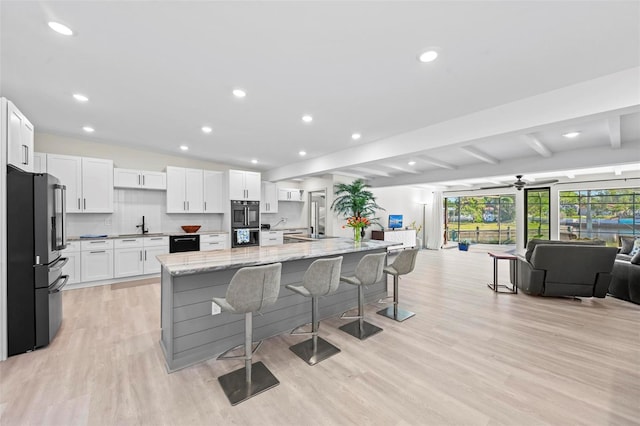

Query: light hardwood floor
1;247;639;425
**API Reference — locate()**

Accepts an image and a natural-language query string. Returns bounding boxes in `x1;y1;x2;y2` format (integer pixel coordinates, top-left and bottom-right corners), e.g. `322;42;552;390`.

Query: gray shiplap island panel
157;238;398;372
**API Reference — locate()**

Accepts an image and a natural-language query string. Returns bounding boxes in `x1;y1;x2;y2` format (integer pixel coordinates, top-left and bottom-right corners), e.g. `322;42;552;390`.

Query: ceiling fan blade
479;184;513;190
529;179;559;185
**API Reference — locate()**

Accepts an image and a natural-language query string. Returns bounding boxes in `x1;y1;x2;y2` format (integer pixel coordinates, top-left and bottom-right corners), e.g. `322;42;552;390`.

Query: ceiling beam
524;134;553;157
608;116;621;149
385;164;420;174
460;146;499;164
351;167;392;177
416;156;456;170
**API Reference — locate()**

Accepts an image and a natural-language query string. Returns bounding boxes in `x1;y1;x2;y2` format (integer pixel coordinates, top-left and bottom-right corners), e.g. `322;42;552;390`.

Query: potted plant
331;179;384;241
458;239;471;251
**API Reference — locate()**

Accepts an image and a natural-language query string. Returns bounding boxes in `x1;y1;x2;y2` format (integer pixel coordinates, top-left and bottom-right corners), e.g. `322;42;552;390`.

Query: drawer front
80;239;114;251
144;236;169;247
200;241;225;251
200;233;226;243
114;238;144;249
62;241;81;253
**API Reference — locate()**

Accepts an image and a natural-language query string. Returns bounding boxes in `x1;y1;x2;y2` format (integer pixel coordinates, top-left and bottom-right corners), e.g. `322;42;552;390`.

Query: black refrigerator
7;164;68;356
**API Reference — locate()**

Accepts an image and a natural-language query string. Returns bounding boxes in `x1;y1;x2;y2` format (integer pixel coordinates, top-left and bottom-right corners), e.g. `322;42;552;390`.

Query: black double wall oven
231;200;260;248
7;165;68;356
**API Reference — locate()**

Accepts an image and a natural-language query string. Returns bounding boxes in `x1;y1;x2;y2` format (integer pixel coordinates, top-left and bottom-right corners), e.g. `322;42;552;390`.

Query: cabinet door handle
84;198;86;209
22;145;28;165
90;250;106;254
138;174;141;185
183;201;186;211
90;240;106;244
204;201;207;211
140;251;143;261
142;175;145;185
187;201;190;211
78;198;81;210
144;250;147;261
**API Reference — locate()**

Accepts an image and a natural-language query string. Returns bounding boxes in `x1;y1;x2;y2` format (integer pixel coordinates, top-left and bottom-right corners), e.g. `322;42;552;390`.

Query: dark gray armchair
511;240;618;298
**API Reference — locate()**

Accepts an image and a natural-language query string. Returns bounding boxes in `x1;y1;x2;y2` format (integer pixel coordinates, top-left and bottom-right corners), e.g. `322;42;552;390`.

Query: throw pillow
620;237;637;254
629;239;640;257
631;249;640;265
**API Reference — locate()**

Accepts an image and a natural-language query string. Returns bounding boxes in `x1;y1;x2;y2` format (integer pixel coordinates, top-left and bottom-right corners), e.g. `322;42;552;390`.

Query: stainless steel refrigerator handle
49;275;69;293
54;184;67;250
49;257;69;271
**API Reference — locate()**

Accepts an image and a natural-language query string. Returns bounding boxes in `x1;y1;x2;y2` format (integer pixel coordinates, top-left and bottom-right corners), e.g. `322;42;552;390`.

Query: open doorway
308;189;326;238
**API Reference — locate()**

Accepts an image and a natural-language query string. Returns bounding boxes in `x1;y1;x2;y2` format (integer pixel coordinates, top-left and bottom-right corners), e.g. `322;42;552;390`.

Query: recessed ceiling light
201;126;212;134
563;131;580;139
180;145;189;151
418;50;438;63
48;21;73;36
408;161;416;166
302;115;313;123
82;126;94;133
73;93;89;102
232;89;246;98
251;159;258;164
351;133;361;140
299;151;307;156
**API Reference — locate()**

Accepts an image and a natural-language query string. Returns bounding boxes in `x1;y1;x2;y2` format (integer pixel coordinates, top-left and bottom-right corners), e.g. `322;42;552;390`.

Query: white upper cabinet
33;152;47;173
229;169;261;201
203;170;225;213
2;98;34;173
82;157;114;213
114;168;166;190
278;187;304;202
166;166;204;213
261;182;278;213
47;154;113;213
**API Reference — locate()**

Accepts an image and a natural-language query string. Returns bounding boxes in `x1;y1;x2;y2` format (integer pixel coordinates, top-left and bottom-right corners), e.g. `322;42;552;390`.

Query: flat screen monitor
389;215;403;229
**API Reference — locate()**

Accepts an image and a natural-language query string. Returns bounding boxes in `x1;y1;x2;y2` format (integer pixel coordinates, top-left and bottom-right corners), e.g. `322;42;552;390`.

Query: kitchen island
157;238;399;372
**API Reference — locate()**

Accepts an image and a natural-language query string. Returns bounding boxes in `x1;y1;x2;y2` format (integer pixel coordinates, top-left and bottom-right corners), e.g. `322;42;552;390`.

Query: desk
487;252;518;294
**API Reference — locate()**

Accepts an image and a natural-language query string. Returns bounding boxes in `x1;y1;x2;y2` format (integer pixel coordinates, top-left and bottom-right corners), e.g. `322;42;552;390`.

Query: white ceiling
1;1;639;188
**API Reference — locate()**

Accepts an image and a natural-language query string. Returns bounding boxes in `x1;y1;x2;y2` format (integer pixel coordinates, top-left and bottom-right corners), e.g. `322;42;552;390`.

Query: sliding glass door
525;188;550;244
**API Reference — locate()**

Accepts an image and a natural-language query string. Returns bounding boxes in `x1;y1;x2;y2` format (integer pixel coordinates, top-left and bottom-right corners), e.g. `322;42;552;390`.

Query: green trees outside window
559;188;639;246
445;195;516;244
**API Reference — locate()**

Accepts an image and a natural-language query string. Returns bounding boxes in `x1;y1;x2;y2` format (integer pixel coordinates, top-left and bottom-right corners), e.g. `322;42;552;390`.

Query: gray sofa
510;239;618;298
608;237;640;304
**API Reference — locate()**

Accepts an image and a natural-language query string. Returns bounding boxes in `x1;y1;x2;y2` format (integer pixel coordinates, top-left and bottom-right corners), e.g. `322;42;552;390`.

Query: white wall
35;132;236;172
369;185;431;241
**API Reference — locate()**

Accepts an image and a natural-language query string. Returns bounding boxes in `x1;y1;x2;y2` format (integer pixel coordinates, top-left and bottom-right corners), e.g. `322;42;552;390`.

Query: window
445;195;516;244
525;188;550;242
559;188;639;246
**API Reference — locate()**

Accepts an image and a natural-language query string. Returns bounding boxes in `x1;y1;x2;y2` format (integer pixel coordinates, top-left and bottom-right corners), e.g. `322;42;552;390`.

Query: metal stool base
376;306;415;322
217;361;279;406
289;337;341;366
339;320;383;340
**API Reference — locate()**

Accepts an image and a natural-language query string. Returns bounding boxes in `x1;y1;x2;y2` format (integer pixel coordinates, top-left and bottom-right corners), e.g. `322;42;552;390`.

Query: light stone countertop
157;238;399;276
67;230;228;241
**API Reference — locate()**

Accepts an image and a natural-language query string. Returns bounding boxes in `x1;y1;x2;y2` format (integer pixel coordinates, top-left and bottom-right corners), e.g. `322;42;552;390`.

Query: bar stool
377;248;419;322
286;256;343;365
339;252;387;340
212;263;282;405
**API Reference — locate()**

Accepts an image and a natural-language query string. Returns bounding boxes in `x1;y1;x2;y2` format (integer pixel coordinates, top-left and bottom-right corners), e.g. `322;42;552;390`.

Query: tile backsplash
66;189;224;237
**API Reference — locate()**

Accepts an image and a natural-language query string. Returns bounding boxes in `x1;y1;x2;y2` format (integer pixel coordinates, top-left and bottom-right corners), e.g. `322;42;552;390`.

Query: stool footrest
218;361;279;406
340;310;363;320
289;337;341;366
376;306;415;322
217;341;263;361
290;323;317;336
339;320;383;340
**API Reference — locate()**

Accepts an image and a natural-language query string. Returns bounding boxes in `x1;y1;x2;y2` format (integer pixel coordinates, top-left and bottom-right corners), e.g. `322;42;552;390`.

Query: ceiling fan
480;175;559;191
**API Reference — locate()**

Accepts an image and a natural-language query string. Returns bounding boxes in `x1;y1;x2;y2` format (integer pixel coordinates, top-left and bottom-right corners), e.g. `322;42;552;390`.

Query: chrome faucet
136;215;149;234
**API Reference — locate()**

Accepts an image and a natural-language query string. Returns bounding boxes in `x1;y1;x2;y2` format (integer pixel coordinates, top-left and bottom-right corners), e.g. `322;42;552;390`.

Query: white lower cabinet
81;249;114;282
114;236;168;278
199;233;227;251
260;231;283;246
